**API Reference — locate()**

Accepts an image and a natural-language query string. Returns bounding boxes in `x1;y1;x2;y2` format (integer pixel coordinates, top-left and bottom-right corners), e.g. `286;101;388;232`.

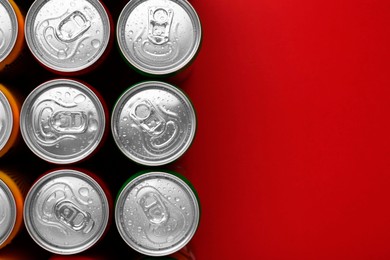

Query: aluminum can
25;0;112;75
115;171;200;257
117;0;202;77
20;79;106;164
111;81;196;166
0;0;24;74
0;170;27;249
24;169;111;255
0;84;20;158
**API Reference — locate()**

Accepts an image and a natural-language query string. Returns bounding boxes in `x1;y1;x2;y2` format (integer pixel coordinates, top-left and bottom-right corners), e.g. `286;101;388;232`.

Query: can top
111;81;196;166
25;0;111;73
115;171;200;256
0;178;17;247
0;0;18;63
117;0;202;75
0;90;13;152
24;169;110;255
20;79;105;164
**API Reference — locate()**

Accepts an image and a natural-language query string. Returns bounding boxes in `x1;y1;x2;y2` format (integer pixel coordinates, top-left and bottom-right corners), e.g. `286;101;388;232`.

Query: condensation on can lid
0;91;13;152
25;0;111;73
111;81;197;166
117;0;202;76
23;169;110;255
115;171;200;257
0;178;17;247
0;0;18;63
20;79;106;164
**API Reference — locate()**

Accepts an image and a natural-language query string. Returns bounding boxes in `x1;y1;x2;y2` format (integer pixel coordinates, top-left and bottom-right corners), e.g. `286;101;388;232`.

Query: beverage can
111;81;196;166
24;169;111;255
115;171;200;256
25;0;112;75
20;79;106;164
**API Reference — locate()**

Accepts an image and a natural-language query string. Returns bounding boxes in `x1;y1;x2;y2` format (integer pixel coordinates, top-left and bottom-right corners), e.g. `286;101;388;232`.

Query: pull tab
56;11;91;43
49;111;88;134
130;99;166;137
55;200;94;233
147;7;174;45
138;191;169;225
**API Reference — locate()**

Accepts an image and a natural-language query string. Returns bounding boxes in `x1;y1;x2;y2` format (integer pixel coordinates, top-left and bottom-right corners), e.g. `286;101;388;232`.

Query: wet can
0;84;20;158
24;168;111;255
115;171;200;257
111;81;197;166
0;0;25;76
0;169;28;249
25;0;112;75
116;0;202;77
20;79;107;164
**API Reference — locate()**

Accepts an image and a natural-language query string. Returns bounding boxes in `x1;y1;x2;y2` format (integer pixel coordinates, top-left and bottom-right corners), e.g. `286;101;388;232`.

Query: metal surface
111;81;196;166
24;169;110;255
0;0;18;63
115;171;200;256
20;79;105;164
0;91;13;152
117;0;201;75
25;0;110;73
0;179;16;247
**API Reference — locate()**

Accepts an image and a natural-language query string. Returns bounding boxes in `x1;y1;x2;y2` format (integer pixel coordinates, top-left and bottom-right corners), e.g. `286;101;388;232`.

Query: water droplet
88;119;98;132
70;2;75;6
175;197;180;202
80;44;84;48
42;21;49;27
91;39;100;48
58;50;67;59
47;35;53;40
96;30;100;34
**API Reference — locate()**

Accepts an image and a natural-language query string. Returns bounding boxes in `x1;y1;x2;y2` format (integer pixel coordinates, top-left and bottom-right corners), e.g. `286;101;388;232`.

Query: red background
185;0;390;259
2;0;390;259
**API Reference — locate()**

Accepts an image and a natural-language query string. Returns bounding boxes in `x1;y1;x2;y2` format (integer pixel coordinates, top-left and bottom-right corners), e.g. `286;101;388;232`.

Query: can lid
24;169;110;255
111;81;196;166
25;0;110;73
0;0;18;63
0;90;13;152
20;79;105;164
115;171;200;256
117;0;202;75
0;178;17;247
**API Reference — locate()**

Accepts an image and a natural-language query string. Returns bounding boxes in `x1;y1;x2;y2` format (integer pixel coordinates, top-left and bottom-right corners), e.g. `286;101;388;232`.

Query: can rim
20;79;106;164
0;178;17;247
23;169;110;255
0;90;13;152
116;0;202;76
111;81;197;166
24;0;111;73
0;0;18;63
115;171;200;256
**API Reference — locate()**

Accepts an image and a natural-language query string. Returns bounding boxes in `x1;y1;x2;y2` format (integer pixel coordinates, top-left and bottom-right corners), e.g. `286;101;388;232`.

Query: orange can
0;0;24;75
0;84;20;158
0;169;27;249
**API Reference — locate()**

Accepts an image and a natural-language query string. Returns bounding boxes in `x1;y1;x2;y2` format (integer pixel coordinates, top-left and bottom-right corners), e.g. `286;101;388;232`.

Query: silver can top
0;178;17;247
117;0;202;75
20;79;105;164
0;0;18;63
24;169;110;255
25;0;111;73
111;81;196;166
115;171;200;256
0;90;13;152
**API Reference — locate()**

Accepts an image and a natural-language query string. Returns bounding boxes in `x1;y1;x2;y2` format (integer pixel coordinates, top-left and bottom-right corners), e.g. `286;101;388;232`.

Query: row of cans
0;79;197;165
0;168;200;256
0;0;201;77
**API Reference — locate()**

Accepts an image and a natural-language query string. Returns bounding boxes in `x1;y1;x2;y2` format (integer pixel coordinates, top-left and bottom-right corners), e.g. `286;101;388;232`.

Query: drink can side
0;84;20;158
0;169;28;249
0;0;25;74
115;170;201;256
